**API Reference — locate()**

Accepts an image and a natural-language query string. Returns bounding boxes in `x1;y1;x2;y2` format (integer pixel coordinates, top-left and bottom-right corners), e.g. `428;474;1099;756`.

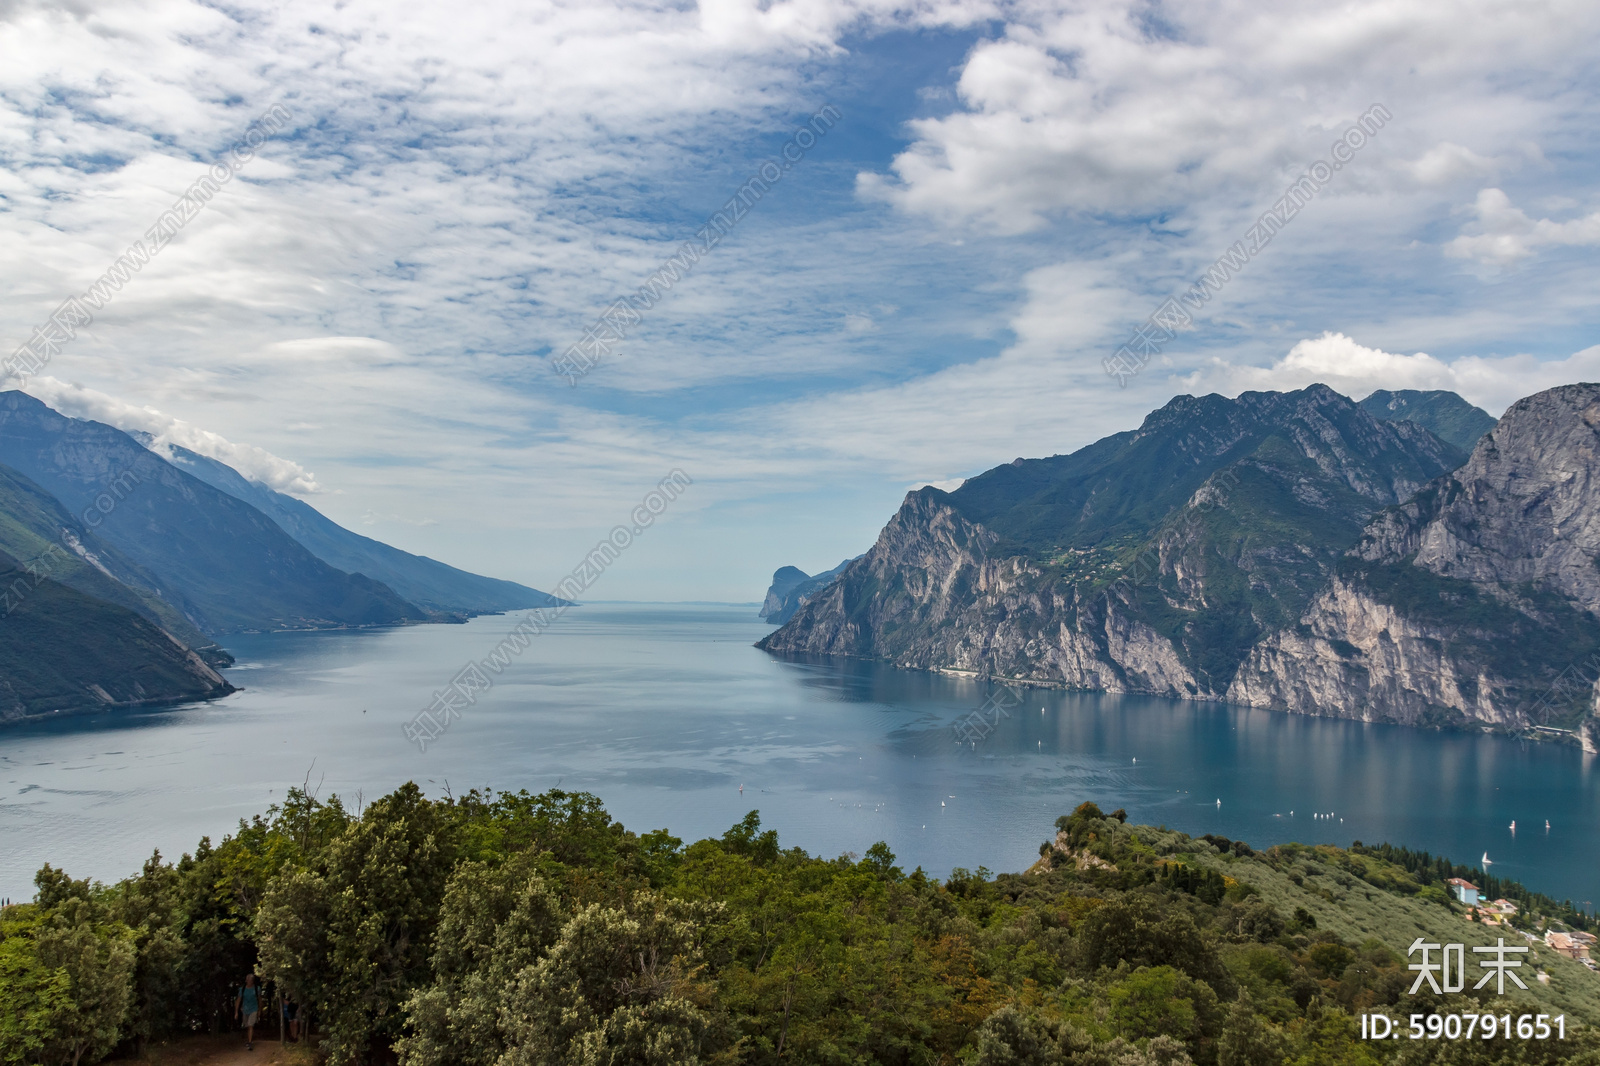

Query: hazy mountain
0;391;422;635
0;547;233;722
1359;389;1497;451
152;441;567;615
760;385;1508;726
0;462;227;662
758;558;854;623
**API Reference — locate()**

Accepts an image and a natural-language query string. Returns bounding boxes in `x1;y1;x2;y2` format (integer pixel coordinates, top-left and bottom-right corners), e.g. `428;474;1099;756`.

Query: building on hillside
1447;878;1480;906
1480;898;1518;924
1545;931;1591;961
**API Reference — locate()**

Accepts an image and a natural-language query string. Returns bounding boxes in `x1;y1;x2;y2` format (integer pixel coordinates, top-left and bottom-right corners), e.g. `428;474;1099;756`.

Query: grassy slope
1025;811;1600;1027
1188;839;1600;1022
0;552;233;719
0;464;222;657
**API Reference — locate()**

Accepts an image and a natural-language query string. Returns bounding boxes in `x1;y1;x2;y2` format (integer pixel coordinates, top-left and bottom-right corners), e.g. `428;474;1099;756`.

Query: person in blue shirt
235;973;261;1051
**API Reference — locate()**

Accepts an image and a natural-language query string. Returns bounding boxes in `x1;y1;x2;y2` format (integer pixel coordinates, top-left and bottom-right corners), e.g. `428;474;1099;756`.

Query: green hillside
0;550;234;721
4;789;1596;1065
0;391;423;635
949;386;1466;559
0;463;225;661
1361;390;1499;451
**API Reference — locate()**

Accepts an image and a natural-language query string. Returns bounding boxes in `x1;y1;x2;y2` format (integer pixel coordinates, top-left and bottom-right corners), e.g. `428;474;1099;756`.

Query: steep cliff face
758;488;1204;694
1225;575;1515;729
763;383;1600;742
1364;386;1600;610
758;559;855;624
761;385;1470;703
1229;384;1600;739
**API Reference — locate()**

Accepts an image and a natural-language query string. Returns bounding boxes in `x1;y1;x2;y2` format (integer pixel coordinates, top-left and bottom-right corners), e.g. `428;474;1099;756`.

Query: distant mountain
151;442;566;615
1359;389;1496;451
0;462;227;662
760;385;1482;716
0;391;422;635
758;559;854;624
0;548;233;722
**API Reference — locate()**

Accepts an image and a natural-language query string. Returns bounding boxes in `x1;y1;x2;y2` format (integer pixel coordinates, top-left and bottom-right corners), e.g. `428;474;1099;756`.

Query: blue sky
3;0;1599;600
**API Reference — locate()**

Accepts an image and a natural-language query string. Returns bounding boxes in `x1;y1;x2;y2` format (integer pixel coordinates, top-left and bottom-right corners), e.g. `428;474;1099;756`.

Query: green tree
1216;996;1285;1066
498;892;716;1066
1108;965;1222;1063
396;856;564;1066
257;782;456;1065
33;896;137;1066
0;904;71;1066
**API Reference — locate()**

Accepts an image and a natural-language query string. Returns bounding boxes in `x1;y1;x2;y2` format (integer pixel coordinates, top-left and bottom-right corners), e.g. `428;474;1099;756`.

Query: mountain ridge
151;440;567;616
759;384;1599;745
0;391;423;636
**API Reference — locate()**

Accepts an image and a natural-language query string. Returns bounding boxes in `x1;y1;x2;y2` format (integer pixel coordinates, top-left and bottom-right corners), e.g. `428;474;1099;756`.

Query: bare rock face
762;383;1600;740
760;487;1216;698
1232;384;1600;733
1362;385;1600;610
1225;576;1514;728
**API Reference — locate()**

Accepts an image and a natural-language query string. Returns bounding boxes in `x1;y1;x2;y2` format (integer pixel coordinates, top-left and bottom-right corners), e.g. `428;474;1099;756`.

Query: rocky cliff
761;384;1600;745
1229;384;1600;745
758;559;855;624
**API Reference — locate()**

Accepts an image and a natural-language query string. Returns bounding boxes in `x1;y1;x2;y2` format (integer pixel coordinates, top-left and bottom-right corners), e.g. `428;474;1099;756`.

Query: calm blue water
2;603;1597;907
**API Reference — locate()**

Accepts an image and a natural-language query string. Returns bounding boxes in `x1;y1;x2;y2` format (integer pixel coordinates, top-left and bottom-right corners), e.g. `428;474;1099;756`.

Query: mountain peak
1359;388;1496;451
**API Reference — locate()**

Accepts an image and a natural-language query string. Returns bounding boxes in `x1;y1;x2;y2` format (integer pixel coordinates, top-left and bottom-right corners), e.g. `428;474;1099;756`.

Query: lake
2;603;1597;907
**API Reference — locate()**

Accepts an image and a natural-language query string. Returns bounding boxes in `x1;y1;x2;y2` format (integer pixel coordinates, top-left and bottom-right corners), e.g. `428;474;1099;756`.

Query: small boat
1546;820;1552;830
1483;852;1493;866
1510;820;1516;832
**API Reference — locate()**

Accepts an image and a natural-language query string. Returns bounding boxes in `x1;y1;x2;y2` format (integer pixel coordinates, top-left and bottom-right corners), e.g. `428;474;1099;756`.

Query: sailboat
1510;820;1516;832
1482;852;1493;867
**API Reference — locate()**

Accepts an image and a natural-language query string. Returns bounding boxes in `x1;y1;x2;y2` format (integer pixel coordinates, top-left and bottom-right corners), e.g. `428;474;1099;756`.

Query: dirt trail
108;1032;312;1066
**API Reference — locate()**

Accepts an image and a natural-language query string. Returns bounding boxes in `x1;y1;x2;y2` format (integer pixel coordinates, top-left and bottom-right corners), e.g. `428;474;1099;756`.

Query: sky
2;0;1599;602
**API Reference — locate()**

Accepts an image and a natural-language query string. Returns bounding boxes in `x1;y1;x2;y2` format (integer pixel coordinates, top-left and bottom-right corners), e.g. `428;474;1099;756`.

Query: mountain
0;548;233;722
1230;383;1600;745
1359;388;1497;451
0;391;422;635
151;441;566;615
759;385;1486;714
0;462;228;662
758;558;854;623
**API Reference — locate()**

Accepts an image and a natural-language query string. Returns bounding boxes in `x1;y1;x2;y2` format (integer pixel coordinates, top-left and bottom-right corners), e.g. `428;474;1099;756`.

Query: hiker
235;973;261;1050
283;993;300;1041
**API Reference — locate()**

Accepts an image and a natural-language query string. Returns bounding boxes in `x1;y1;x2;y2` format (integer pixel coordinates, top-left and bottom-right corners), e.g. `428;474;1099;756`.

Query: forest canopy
2;786;1597;1066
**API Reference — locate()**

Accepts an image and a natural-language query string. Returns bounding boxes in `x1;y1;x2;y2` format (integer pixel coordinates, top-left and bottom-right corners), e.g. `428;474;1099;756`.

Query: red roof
1447;877;1480;890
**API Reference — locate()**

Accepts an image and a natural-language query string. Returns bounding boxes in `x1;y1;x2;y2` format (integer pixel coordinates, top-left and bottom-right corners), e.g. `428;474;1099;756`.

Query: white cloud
1406;142;1498;187
861;0;1600;232
18;376;323;494
1445;188;1600;265
2;0;1598;600
1178;331;1600;416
